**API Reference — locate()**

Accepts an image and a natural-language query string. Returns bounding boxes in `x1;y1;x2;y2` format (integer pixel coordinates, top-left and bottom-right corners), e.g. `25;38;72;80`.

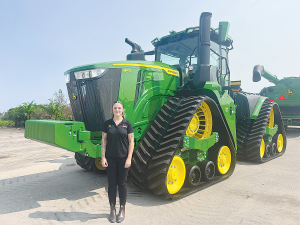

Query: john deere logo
73;93;77;100
108;125;112;128
286;89;294;95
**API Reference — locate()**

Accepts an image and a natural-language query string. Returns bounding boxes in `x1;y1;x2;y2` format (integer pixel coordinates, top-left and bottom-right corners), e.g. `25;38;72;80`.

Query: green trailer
254;65;300;127
25;12;286;199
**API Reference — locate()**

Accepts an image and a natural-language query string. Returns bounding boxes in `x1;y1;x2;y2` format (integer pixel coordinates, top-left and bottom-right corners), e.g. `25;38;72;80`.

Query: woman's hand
124;158;131;168
101;157;108;167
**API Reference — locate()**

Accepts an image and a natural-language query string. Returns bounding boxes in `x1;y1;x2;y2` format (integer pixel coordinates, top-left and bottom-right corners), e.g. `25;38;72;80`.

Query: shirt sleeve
102;120;108;133
127;121;134;134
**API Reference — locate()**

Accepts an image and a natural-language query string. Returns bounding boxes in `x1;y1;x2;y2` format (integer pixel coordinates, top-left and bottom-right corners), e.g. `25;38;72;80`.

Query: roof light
279;95;285;100
74;68;107;80
270;99;273;101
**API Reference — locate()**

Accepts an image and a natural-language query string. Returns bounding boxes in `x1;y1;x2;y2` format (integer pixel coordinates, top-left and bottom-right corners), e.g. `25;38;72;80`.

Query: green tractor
25;12;286;199
254;65;300;128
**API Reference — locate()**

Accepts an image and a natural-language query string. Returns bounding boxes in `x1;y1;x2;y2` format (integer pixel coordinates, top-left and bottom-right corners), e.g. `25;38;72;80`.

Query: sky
1;0;300;113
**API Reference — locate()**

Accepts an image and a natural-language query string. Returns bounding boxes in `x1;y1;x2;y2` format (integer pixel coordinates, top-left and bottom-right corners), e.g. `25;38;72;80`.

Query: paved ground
0;126;299;225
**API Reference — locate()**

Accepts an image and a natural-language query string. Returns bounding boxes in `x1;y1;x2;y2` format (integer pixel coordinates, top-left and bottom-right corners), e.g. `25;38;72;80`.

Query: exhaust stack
125;38;145;61
193;12;212;88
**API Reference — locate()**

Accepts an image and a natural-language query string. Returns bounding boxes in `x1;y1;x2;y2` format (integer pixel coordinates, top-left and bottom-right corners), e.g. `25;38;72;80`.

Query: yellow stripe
113;63;179;77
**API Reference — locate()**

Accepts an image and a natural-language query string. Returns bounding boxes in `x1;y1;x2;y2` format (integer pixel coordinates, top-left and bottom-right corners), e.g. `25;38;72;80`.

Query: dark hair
111;101;126;118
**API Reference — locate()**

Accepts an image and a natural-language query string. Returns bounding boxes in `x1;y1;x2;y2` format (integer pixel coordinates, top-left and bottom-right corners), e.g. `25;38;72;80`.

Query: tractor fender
234;91;267;119
250;96;268;119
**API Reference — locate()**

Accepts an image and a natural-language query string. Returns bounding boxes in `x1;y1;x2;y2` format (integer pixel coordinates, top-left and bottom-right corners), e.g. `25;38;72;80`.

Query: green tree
48;99;66;120
22;101;36;120
13;101;36;126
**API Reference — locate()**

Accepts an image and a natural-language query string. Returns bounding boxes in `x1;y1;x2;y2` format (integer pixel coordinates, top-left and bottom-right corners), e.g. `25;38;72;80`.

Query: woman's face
112;103;124;117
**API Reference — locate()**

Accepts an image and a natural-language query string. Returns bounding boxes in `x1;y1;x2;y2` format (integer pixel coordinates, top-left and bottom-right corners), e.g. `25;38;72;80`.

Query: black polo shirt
102;118;134;158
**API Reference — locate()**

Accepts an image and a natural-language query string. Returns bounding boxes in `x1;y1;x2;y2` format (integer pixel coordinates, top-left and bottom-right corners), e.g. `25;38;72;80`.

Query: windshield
156;37;228;83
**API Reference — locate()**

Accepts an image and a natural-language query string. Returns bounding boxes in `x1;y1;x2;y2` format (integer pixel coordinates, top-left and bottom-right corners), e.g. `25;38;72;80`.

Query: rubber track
236;100;280;163
130;96;205;198
75;152;94;171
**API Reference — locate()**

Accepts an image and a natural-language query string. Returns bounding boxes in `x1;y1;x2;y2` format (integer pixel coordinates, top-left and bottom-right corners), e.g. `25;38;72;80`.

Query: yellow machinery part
267;108;274;129
260;139;265;159
95;158;106;171
277;134;284;152
217;146;231;174
186;101;212;139
166;156;186;194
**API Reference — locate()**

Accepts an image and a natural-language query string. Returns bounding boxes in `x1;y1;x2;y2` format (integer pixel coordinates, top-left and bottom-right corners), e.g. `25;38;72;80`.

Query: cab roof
151;26;233;48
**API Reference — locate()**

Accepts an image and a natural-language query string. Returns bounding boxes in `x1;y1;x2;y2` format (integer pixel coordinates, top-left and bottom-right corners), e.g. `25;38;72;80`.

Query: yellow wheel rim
166;156;186;194
277;134;283;152
186;101;212;139
267;108;274;129
217;146;231;174
260;139;265;159
95;158;106;170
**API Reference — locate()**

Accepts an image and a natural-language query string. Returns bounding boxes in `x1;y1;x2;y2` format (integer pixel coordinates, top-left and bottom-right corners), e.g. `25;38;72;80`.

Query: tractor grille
67;68;122;131
280;106;300;118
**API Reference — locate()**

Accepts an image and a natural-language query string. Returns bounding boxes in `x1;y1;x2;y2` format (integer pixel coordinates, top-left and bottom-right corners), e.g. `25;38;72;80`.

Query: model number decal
124;69;131;73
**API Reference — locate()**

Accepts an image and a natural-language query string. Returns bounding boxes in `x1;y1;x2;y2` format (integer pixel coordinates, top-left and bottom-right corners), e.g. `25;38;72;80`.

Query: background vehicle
25;12;286;199
254;65;300;128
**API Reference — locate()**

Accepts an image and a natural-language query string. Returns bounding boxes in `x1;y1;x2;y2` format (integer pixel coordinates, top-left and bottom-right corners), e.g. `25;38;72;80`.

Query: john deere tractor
25;12;286;199
253;65;300;128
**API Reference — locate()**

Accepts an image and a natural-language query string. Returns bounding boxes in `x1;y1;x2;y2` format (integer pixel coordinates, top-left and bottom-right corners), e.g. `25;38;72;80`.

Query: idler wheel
185;164;201;187
264;143;271;158
199;160;215;181
270;142;277;155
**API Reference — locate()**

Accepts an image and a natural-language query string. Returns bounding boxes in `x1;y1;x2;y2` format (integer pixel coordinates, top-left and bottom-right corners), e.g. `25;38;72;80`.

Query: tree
12;101;36;126
1;89;73;127
48;99;66;120
43;89;70;120
51;89;67;106
22;101;36;120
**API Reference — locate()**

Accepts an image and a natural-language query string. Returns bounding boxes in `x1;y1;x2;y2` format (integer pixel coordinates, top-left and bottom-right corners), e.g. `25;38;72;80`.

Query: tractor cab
151;24;233;89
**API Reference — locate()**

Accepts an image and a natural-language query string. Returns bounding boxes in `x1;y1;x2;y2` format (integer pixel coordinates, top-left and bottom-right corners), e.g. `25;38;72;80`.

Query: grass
0;120;15;127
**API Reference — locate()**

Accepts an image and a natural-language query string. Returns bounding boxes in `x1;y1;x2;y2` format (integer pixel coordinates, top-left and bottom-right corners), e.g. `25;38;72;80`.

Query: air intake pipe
193;12;212;88
125;38;145;60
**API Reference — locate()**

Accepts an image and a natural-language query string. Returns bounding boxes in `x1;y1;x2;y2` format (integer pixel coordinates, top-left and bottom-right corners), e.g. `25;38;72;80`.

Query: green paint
251;97;268;119
219;21;230;42
265;125;278;137
180;150;208;166
25;120;101;158
261;69;279;84
258;67;300;126
180;132;219;151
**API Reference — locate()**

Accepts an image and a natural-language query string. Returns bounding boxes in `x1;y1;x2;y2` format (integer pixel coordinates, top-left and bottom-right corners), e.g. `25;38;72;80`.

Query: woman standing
101;101;134;223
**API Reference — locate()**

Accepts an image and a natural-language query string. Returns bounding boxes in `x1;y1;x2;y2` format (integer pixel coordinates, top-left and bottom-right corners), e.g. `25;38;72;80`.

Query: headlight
64;73;70;83
74;68;107;80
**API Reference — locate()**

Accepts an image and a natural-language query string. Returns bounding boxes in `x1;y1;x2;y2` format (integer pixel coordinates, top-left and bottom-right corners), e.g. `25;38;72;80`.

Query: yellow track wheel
216;146;231;175
267;108;274;128
260;139;265;159
276;134;284;153
186;101;212;139
166;156;186;194
95;158;106;171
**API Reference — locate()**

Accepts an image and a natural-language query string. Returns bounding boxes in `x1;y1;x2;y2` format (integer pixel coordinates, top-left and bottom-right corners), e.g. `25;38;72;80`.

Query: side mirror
219;21;230;42
253;65;263;82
